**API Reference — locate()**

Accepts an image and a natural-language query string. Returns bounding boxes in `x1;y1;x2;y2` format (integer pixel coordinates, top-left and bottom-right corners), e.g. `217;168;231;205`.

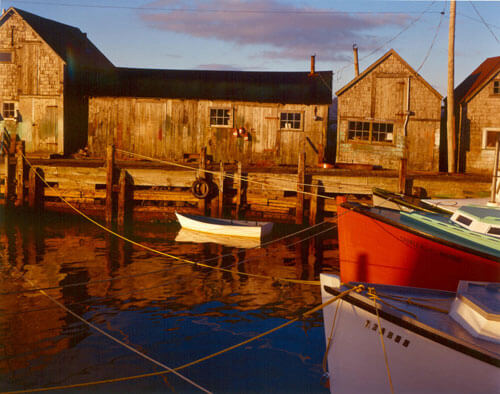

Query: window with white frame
2;102;16;119
348;121;394;144
482;129;500;149
209;108;231;127
280;112;302;130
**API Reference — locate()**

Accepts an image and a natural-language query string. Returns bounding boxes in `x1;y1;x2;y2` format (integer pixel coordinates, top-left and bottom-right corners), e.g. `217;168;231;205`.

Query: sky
1;0;499;96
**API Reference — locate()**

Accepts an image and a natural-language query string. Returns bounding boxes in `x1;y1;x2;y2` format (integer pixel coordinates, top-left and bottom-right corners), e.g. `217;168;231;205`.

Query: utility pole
447;0;456;173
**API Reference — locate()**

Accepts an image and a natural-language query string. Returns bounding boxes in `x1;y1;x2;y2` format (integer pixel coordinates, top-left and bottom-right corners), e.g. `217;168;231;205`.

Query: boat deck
367;206;500;257
325;280;500;364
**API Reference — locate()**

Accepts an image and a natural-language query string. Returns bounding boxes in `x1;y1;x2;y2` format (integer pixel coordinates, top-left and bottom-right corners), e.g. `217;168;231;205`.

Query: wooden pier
0;143;493;225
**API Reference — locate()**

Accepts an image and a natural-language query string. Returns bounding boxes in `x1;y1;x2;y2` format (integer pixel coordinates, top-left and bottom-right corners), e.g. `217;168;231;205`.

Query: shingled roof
83;67;333;105
455;56;500;104
1;7;113;69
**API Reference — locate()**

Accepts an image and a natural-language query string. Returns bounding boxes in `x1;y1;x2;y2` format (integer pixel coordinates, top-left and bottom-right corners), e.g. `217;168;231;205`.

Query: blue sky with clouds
2;0;499;95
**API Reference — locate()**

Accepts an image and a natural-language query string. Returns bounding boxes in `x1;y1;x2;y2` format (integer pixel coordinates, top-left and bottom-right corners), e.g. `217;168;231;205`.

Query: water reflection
0;209;338;392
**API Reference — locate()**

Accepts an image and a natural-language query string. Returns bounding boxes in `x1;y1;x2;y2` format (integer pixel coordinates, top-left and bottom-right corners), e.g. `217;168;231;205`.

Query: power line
416;5;447;73
332;0;439;90
7;0;446;15
468;1;500;44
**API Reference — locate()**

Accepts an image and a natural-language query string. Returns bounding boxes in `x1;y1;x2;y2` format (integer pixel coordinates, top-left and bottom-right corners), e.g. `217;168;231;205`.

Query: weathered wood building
335;49;442;171
454;56;500;173
1;7;332;166
86;67;332;166
0;7;113;156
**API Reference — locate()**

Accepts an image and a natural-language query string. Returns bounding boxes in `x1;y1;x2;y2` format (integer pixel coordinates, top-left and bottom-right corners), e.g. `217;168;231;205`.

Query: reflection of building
454;57;500;173
336;49;442;171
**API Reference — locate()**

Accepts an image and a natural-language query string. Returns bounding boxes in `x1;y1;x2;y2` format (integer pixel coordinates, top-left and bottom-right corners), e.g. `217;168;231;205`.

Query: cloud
196;63;246;70
139;0;412;62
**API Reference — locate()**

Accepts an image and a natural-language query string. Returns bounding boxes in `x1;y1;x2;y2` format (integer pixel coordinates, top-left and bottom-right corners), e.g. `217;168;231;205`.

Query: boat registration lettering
365;319;410;348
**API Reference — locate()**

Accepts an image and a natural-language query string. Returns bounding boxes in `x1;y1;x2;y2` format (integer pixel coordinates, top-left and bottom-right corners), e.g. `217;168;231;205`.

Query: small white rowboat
175;212;273;239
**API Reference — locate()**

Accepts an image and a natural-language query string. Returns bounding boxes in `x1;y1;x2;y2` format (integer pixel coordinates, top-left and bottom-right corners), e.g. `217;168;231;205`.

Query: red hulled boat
337;197;500;291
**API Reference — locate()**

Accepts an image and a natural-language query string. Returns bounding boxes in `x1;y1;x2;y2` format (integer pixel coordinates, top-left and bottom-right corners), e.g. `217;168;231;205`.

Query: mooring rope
0;220;335;297
367;287;395;394
7;152;322;288
115;148;371;200
0;285;363;394
0;252;212;394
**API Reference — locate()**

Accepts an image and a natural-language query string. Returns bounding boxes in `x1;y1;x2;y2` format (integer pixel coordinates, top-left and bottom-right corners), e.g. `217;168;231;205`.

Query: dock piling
15;141;26;207
296;152;305;224
28;167;44;212
118;170;132;228
106;144;116;225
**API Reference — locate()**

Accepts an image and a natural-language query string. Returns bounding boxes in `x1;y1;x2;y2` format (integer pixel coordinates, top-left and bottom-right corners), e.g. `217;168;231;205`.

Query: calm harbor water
0;209;338;393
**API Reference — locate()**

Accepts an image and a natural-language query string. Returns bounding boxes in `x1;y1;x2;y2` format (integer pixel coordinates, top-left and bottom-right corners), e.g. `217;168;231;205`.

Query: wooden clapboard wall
88;97;329;166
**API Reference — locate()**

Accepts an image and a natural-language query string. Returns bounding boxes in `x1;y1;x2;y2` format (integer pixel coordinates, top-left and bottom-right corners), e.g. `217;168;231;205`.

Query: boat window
487;227;500;236
455;215;472;226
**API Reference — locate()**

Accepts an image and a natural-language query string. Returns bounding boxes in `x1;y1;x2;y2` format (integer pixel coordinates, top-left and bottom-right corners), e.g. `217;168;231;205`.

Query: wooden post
28;167;44;212
296;152;305;224
118;170;132;228
105;144;115;225
15;141;26;207
490;135;500;204
398;157;407;195
4;152;14;205
235;161;242;216
447;0;456;173
198;147;207;214
218;161;224;217
309;180;322;225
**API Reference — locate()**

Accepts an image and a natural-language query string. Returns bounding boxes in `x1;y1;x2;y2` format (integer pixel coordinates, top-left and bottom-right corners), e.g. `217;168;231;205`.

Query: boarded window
483;129;500;149
348;121;393;144
494;81;500;95
210;108;231;126
280;112;302;130
0;51;12;62
2;102;15;118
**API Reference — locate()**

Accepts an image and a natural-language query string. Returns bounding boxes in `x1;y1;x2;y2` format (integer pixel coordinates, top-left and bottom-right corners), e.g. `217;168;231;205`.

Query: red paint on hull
337;204;500;291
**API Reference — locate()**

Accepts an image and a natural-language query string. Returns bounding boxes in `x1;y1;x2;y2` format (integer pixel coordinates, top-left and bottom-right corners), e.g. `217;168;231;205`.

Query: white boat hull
320;274;499;394
175;212;273;239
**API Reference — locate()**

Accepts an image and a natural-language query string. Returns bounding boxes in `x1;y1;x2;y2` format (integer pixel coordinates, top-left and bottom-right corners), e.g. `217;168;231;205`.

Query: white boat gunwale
175;212;273;239
322;283;500;367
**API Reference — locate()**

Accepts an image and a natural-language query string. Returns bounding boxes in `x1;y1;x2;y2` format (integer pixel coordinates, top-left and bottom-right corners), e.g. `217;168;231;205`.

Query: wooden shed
335;49;442;171
0;7;113;156
86;67;332;166
454;56;500;173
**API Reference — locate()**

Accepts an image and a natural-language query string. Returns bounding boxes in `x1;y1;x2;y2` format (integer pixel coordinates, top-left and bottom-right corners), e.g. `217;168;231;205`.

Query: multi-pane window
348;121;394;144
372;122;394;143
0;51;12;62
494;81;500;95
2;102;15;119
210;108;231;126
280;112;302;130
348;121;370;141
